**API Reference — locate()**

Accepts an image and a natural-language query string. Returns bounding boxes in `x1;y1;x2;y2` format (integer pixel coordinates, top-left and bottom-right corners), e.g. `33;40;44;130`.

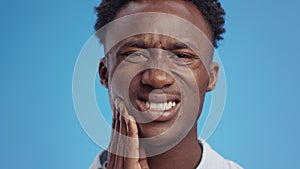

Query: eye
169;52;197;65
170;53;195;60
121;51;148;63
175;53;193;58
122;51;146;58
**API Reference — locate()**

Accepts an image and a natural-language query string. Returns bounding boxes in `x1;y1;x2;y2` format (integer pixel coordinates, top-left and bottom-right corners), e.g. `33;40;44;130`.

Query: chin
137;119;193;147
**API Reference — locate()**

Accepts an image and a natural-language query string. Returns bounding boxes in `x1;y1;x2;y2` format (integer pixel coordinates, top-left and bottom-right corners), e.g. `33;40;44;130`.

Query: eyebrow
169;42;190;50
120;40;147;49
119;39;196;51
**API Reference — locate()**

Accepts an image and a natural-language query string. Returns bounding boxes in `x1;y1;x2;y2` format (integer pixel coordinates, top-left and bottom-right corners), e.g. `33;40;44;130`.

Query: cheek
107;59;141;103
191;63;210;119
108;60;146;115
128;74;142;104
190;62;209;93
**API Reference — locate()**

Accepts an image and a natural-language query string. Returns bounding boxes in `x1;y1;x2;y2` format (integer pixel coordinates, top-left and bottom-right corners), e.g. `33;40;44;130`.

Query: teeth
145;101;150;108
145;101;177;110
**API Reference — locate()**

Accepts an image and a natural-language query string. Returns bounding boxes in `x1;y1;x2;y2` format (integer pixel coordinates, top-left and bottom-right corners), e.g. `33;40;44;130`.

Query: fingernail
114;98;120;111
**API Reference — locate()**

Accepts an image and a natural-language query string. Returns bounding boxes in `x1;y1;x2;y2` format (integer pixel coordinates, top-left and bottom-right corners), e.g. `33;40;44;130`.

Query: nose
141;69;175;89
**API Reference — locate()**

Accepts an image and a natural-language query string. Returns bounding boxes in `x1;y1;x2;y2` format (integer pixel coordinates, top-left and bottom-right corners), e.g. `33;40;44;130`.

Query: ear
206;62;219;92
99;57;109;88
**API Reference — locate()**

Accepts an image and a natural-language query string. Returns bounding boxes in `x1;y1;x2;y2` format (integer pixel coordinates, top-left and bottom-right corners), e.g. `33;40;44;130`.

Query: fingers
114;100;128;168
108;98;149;169
108;98;130;169
125;115;141;168
118;99;150;169
107;103;118;169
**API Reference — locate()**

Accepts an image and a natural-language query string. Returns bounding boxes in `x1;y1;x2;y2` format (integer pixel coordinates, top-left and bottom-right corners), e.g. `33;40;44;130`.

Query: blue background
1;0;299;168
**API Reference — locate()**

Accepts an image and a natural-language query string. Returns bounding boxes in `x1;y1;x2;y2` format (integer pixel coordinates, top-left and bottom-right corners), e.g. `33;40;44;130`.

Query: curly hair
94;0;225;47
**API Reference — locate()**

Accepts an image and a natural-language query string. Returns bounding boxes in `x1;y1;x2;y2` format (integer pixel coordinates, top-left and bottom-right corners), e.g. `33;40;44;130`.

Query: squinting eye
131;52;146;58
121;51;148;63
122;51;146;58
175;54;193;58
171;53;195;60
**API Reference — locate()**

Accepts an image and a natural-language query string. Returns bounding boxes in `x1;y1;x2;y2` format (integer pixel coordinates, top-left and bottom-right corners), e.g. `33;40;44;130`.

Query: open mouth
135;97;180;122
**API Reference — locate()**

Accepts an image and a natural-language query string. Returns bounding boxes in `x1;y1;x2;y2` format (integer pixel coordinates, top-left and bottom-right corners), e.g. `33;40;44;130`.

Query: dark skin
99;0;219;168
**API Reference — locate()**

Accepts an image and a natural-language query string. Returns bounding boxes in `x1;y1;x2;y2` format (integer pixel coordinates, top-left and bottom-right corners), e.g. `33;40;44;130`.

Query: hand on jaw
107;98;150;169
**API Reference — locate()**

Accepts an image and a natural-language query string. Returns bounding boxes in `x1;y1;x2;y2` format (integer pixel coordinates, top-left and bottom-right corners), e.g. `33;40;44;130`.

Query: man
90;0;243;168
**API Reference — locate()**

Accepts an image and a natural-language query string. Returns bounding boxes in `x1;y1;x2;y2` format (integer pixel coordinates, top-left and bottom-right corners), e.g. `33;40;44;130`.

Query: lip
135;95;180;122
138;92;180;103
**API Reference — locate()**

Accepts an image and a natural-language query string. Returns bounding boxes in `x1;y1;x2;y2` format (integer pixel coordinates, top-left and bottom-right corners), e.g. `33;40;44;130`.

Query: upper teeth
145;101;176;110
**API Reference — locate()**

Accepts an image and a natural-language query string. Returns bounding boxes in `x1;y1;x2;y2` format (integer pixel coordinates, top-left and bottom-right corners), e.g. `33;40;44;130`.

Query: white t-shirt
197;140;243;169
89;139;243;169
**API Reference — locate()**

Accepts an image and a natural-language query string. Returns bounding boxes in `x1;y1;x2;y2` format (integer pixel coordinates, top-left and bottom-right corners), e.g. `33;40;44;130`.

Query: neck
146;125;202;169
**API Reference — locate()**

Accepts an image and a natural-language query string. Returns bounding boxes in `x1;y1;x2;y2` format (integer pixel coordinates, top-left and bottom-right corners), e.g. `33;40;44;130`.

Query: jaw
137;118;199;154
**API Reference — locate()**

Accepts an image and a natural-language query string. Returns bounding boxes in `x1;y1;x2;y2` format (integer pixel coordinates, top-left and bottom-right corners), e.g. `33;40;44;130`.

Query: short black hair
94;0;225;47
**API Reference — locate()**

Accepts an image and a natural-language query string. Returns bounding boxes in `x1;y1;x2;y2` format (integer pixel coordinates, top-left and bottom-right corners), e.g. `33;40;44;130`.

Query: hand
106;98;150;169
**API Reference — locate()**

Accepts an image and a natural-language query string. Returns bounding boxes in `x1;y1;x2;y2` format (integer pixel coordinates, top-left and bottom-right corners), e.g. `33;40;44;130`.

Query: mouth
135;95;180;122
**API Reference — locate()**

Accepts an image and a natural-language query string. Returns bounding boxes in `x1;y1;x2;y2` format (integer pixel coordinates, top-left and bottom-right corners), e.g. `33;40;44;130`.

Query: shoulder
89;150;108;169
197;139;244;169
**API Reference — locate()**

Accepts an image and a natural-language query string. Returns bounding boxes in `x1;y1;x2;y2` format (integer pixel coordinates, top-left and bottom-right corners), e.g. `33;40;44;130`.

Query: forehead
114;0;212;39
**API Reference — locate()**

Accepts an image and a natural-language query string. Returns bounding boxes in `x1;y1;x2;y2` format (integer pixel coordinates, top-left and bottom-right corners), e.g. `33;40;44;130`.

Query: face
99;0;219;146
